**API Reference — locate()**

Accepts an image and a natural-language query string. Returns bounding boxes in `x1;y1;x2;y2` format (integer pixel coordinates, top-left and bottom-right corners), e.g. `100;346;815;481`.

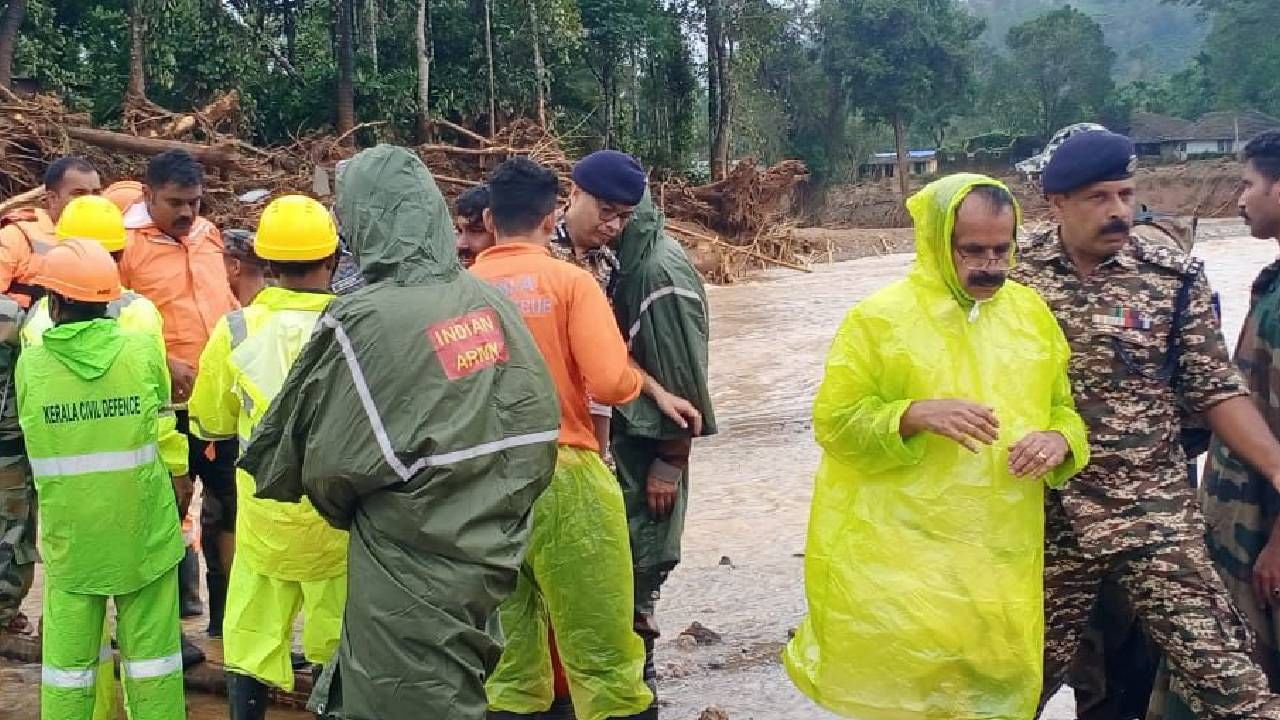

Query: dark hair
455;184;491;224
964;184;1016;214
486;157;559;236
43;156;96;191
267;257;333;278
145;150;204;190
1244;131;1280;184
50;292;108;324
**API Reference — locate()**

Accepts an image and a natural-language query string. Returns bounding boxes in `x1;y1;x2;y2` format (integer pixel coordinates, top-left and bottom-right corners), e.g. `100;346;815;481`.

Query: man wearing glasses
1012;130;1280;719
786;174;1089;719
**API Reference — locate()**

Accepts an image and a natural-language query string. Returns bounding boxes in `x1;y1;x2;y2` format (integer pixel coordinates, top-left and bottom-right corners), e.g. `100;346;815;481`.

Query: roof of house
1128;112;1192;144
869;150;937;163
1181;110;1280;141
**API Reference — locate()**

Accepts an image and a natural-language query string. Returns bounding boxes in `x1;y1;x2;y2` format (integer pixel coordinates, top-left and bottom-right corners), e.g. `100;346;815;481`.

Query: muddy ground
816;159;1246;230
0;219;1271;719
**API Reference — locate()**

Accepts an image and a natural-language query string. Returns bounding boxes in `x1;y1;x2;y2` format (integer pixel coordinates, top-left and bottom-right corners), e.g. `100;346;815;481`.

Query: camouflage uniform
1012;229;1280;720
549;220;620;297
0;296;32;629
1150;260;1280;719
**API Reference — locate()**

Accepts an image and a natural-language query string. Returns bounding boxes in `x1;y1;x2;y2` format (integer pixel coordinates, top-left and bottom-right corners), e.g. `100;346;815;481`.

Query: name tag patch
428;309;508;380
1093;307;1153;330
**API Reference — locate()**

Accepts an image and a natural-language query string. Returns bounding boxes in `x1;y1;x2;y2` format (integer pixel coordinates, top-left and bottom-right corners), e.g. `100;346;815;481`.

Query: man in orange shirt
0;156;102;636
474;158;697;720
119;149;240;639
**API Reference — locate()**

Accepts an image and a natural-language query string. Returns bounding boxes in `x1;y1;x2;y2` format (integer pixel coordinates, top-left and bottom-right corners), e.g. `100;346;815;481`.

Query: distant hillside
964;0;1208;81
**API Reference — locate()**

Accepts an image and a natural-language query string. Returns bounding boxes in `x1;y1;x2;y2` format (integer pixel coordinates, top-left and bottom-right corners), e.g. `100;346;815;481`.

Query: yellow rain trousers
188;287;348;690
486;446;653;720
783;174;1090;720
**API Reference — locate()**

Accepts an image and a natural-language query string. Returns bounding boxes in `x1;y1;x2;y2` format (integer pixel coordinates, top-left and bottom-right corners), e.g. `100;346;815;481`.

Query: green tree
820;0;983;195
1000;6;1116;138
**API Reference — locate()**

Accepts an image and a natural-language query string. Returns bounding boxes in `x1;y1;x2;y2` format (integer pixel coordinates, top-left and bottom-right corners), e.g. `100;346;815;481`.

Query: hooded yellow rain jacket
783;174;1090;720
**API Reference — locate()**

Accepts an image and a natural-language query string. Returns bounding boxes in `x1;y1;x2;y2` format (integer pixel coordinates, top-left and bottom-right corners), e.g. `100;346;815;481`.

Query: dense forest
0;0;1274;187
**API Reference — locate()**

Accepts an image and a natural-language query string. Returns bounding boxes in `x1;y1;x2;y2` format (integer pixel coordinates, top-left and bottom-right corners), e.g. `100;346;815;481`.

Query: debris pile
0;91;810;281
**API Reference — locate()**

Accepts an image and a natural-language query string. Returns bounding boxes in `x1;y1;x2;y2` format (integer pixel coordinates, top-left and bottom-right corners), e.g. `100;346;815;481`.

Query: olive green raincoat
239;145;560;720
610;193;717;596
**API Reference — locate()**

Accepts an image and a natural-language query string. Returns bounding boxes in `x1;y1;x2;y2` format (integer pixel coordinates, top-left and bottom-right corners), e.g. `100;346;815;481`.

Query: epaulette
1130;234;1199;276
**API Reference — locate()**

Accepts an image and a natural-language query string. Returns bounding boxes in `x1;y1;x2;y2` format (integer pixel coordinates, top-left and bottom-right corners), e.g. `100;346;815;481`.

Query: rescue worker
0;156;101;637
119;149;240;638
456;184;494;267
220;229;268;306
1150;131;1280;720
1009;130;1280;719
784;174;1090;719
238;145;560;720
188;195;348;720
605;158;717;695
16;238;187;720
473;158;699;720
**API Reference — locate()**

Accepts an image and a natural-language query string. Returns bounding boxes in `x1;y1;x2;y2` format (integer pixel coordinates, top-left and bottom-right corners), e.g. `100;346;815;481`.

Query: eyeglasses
596;205;634;225
954;247;1012;269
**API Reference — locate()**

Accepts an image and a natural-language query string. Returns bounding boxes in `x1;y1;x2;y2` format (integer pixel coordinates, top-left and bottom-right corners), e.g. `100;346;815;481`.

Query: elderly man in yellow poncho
784;173;1090;720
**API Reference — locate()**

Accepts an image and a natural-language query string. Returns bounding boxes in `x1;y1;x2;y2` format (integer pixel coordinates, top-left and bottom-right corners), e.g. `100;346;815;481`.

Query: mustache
968;271;1007;288
1100;219;1130;236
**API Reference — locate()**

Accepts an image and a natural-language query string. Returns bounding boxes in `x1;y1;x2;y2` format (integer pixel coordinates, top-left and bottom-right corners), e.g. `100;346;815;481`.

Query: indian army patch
1093;307;1153;330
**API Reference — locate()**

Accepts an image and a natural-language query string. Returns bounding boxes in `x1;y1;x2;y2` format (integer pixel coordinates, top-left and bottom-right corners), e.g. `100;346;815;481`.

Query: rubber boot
178;547;203;618
206;571;228;638
227;672;270;720
634;613;660;700
180;633;206;669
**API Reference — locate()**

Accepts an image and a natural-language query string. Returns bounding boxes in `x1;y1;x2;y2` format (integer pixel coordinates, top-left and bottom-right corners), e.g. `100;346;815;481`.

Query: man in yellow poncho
784;174;1091;720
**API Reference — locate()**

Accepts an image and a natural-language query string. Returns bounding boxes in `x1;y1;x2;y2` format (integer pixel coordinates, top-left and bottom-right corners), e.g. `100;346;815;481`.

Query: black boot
178;547;203;618
634;613;660;699
206;571;228;638
227;672;270;720
610;708;657;720
180;633;206;669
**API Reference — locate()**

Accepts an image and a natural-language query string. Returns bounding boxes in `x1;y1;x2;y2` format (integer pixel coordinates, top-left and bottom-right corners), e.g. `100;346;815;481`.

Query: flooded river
1;220;1273;719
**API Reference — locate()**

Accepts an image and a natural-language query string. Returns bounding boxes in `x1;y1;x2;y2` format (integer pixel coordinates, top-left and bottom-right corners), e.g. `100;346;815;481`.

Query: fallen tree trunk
0;184;43;215
64;127;239;167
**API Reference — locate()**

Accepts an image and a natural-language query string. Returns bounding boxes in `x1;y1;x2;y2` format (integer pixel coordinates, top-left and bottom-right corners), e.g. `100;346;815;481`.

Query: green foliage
989;6;1116;138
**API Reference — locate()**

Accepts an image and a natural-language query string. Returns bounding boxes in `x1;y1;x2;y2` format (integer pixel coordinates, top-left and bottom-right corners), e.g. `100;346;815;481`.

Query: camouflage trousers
1039;504;1280;720
0;459;35;626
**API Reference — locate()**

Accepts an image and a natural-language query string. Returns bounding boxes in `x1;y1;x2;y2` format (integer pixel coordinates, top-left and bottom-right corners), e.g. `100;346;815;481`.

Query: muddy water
1;221;1273;719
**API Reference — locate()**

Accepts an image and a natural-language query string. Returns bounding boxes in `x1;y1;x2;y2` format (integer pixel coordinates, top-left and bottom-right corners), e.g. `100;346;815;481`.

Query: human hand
900;400;999;452
1008;431;1069;478
653;389;703;436
1253;538;1280;607
172;474;194;515
646;461;682;518
169;358;196;403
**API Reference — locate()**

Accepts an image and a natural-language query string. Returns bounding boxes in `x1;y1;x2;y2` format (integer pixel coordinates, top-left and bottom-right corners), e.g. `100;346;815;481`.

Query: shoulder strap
1166;258;1203;389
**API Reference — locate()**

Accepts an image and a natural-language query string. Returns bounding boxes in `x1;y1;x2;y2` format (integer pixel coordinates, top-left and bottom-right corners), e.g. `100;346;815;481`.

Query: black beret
571;150;647;205
1041;130;1137;194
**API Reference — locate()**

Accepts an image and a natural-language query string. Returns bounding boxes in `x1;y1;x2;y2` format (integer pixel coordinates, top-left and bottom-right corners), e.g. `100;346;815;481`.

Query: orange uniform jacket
471;242;642;451
119;204;239;368
0;208;57;308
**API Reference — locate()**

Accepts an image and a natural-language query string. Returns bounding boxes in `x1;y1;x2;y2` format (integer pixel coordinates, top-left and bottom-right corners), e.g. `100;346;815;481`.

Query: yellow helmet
56;195;127;253
254;195;338;262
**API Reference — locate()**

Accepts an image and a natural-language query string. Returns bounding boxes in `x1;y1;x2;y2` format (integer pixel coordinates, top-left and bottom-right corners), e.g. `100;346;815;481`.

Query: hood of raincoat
240;145;560;720
335;144;460;286
42;319;124;380
616;191;663;272
906;173;1022;310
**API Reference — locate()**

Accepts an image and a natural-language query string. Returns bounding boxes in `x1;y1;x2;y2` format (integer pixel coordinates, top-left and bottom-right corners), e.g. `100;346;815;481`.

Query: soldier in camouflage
1010;130;1280;719
0;295;30;635
1149;133;1280;720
